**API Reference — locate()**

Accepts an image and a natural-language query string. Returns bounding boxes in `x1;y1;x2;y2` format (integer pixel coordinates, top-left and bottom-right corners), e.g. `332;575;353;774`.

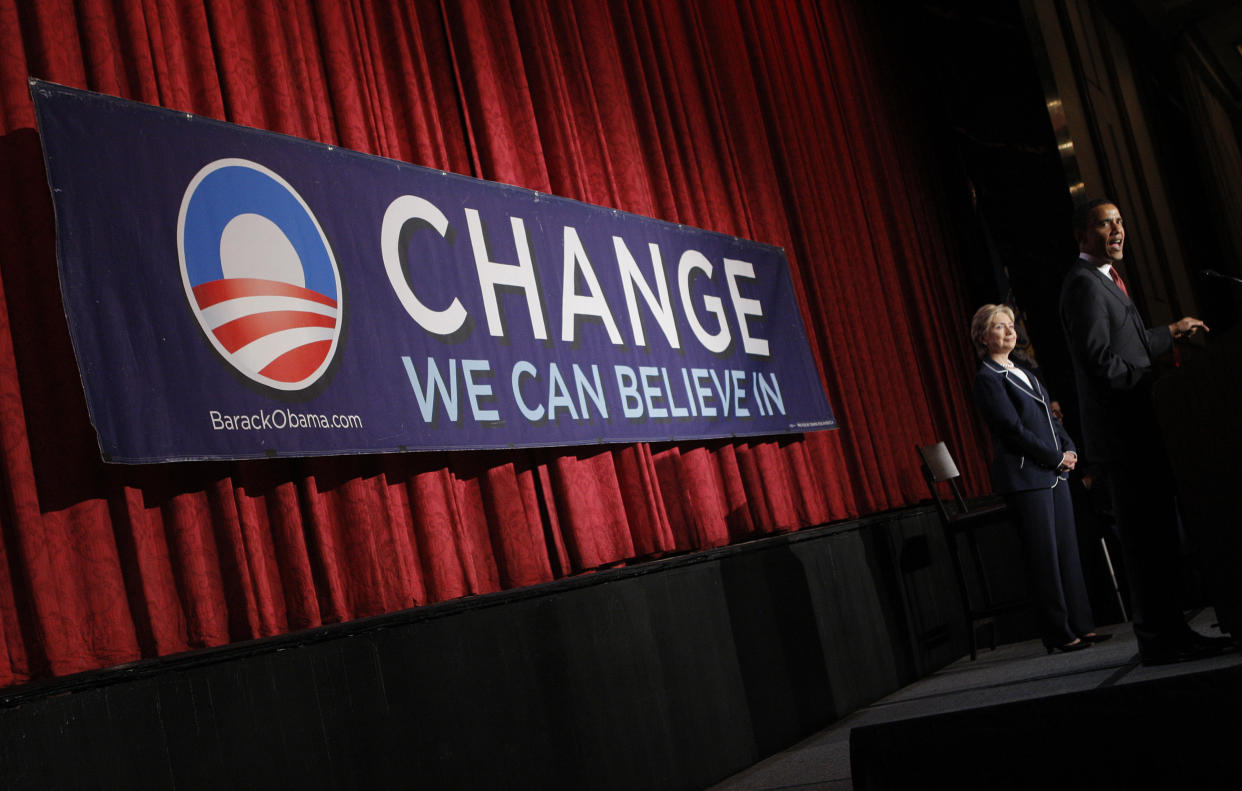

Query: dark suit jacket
1058;259;1172;461
972;360;1075;494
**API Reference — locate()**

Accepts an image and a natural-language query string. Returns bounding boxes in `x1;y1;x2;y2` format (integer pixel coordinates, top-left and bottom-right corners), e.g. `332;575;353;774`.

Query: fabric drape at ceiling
0;0;990;688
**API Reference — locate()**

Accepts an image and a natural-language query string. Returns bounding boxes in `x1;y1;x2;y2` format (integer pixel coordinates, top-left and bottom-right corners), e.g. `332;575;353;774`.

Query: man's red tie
1108;266;1129;298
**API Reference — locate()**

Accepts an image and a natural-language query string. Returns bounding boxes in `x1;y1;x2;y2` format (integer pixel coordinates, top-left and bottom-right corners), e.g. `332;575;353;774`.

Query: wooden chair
916;441;1027;660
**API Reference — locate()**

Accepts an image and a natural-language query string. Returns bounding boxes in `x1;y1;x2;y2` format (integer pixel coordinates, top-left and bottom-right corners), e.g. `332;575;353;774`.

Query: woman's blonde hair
970;304;1015;359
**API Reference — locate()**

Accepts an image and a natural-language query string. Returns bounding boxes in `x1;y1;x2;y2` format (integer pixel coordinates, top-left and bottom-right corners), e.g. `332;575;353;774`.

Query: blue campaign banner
31;80;836;463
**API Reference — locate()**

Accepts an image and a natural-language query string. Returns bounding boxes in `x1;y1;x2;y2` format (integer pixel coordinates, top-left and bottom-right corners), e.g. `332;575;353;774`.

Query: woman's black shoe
1080;632;1112;643
1047;639;1091;654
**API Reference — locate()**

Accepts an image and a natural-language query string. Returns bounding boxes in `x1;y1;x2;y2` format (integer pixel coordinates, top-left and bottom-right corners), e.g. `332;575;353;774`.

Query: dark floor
708;609;1242;790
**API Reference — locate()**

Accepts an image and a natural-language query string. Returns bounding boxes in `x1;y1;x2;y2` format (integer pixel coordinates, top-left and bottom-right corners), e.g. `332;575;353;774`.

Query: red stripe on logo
212;311;337;353
260;340;334;383
193;278;337;309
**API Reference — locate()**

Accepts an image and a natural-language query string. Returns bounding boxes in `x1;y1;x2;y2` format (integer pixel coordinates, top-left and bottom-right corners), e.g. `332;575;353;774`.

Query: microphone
1199;269;1242;286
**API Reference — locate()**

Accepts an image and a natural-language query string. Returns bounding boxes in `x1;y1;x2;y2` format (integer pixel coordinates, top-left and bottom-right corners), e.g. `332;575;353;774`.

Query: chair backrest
916;441;971;516
918;442;959;482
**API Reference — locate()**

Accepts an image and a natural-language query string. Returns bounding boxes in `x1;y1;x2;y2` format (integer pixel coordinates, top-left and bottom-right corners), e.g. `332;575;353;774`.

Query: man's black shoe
1184;631;1234;651
1140;631;1234;666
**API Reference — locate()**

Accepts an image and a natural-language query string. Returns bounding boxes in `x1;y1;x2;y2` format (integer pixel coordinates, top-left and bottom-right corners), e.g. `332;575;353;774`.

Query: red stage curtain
0;0;990;688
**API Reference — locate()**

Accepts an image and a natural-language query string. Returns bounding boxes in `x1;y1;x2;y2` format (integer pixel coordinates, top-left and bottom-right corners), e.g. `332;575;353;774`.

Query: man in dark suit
1058;197;1227;665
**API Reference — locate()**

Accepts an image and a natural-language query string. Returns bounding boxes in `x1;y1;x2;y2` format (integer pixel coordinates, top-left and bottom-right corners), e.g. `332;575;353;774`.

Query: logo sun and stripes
178;159;342;391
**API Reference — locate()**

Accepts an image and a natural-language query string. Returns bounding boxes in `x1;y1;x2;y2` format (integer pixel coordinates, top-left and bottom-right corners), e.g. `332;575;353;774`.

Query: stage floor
709;609;1242;790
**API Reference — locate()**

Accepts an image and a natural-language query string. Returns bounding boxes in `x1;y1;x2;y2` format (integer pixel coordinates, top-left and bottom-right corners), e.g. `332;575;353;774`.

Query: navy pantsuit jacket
972;360;1073;494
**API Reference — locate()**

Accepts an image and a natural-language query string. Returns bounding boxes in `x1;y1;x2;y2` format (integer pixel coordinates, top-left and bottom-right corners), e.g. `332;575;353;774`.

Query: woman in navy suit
970;304;1103;653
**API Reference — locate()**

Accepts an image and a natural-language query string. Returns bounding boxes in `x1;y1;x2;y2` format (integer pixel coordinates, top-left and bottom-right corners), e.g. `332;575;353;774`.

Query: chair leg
945;532;979;660
966;531;995;607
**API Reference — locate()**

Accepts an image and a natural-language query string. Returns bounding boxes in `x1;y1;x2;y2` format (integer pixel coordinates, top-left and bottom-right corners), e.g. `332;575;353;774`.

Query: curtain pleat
0;0;992;688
